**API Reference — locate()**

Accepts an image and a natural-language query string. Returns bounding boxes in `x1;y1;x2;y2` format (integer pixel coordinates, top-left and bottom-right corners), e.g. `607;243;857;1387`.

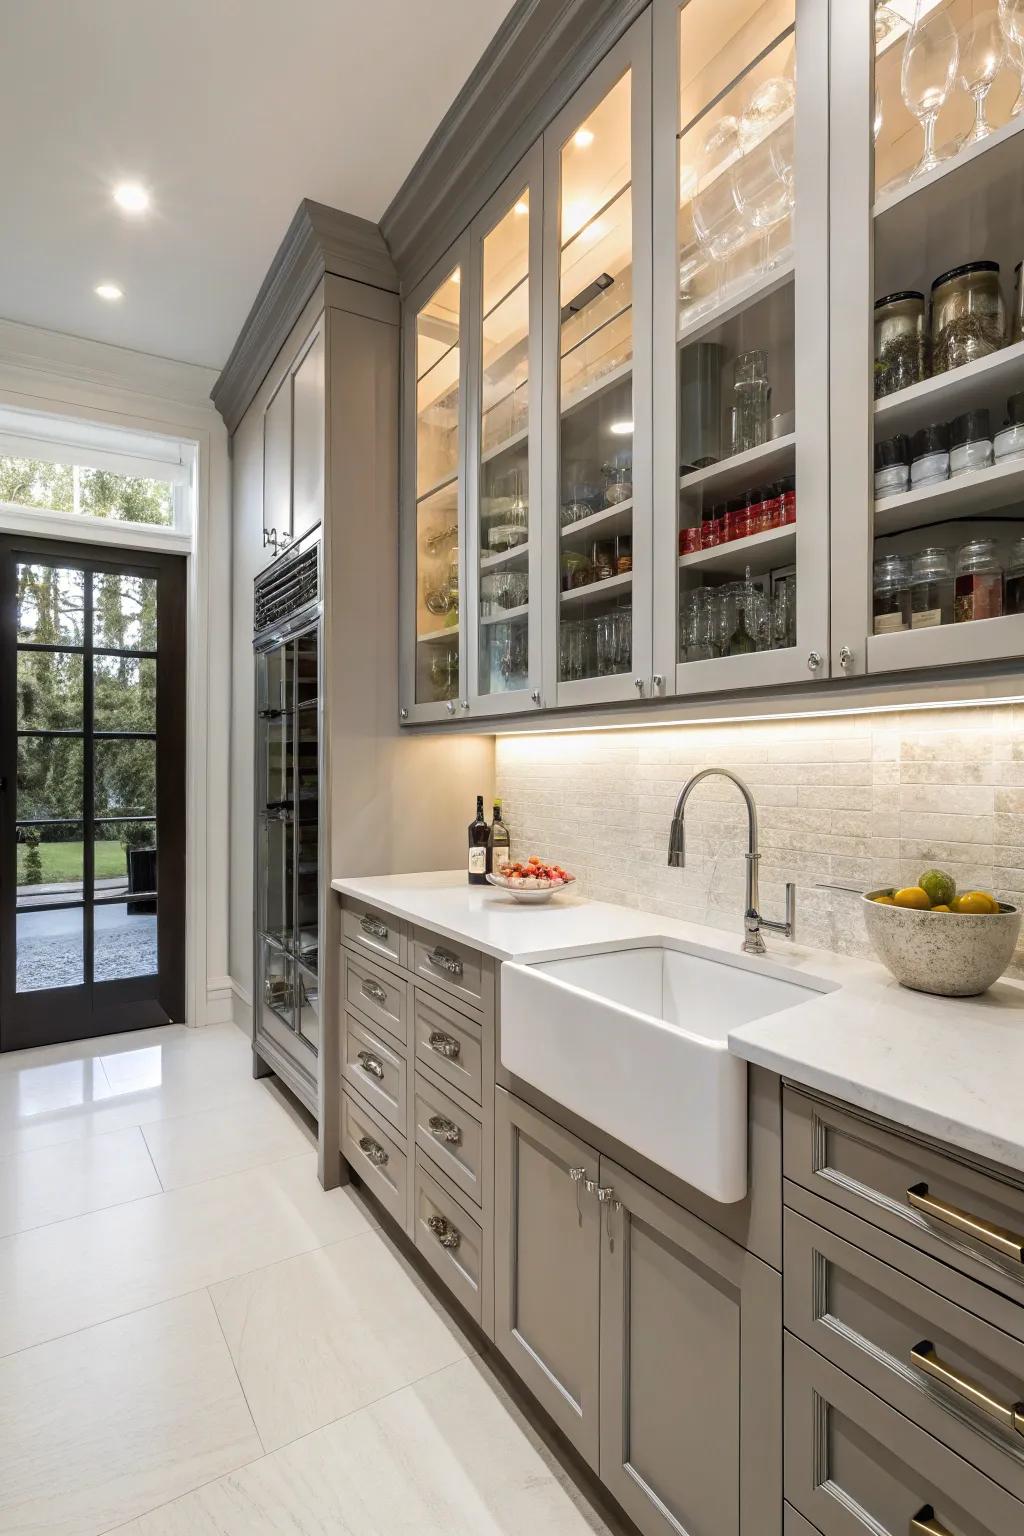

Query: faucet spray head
667;818;686;868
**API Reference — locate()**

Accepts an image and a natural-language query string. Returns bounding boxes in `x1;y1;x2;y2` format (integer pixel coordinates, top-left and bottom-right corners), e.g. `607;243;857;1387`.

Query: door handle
427;1030;461;1060
427;1114;462;1145
911;1508;952;1536
907;1183;1024;1262
356;1050;384;1080
910;1341;1024;1434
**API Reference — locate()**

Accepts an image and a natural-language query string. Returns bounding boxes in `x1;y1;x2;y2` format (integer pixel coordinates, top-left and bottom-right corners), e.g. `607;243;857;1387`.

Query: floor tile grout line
205;1283;268;1458
138;1124;166;1193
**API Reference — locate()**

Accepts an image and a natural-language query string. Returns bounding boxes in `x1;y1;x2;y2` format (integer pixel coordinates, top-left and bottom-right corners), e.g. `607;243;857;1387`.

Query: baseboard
230;977;253;1033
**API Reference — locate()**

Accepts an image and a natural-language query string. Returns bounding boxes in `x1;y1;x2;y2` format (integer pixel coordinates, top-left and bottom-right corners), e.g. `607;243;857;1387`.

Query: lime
893;886;931;910
919;868;956;906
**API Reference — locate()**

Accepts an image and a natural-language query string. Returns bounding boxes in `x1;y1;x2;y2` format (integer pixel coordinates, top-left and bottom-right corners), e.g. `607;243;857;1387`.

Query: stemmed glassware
901;1;960;180
732;120;795;274
692;117;749;298
958;11;1005;146
1000;0;1024;113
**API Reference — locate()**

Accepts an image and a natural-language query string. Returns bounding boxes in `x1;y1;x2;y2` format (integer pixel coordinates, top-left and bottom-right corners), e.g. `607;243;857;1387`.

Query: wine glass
901;1;959;179
737;76;795;151
732;121;795;273
692;117;749;298
1000;0;1024;112
959;12;1005;146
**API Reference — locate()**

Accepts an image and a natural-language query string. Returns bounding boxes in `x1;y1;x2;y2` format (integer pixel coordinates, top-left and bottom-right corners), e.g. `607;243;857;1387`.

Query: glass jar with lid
874;291;928;398
931;262;1006;375
910;547;954;629
994;392;1024;463
873;553;912;635
954;539;1004;623
874;434;911;498
1006;536;1024;615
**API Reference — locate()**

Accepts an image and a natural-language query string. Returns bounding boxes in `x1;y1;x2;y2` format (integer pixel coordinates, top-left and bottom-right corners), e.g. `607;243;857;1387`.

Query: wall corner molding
211;200;398;435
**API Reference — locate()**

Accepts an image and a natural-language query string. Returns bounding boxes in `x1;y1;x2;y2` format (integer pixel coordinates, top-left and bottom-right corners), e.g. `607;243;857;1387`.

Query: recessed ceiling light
609;420;634;435
94;282;124;301
113;182;150;214
574;128;595;149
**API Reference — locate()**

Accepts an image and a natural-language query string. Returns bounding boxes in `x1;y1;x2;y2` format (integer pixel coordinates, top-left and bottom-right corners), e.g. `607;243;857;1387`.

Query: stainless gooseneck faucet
667;768;795;956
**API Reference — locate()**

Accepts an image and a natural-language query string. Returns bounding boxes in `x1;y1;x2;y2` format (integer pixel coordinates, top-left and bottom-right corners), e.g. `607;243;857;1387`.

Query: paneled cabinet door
494;1088;601;1469
542;11;655;708
651;0;830;697
291;325;325;544
399;236;470;724
263;373;292;547
465;145;545;717
599;1158;782;1536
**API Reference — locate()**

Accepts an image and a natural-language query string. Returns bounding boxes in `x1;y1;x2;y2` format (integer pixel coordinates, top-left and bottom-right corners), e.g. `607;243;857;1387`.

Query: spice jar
874;291;929;397
931;262;1006;375
910;546;954;629
910;424;950;489
700;503;722;548
955;539;1004;622
994;392;1024;463
1005;536;1024;615
874;435;911;499
778;476;796;525
615;534;633;574
680;525;701;555
873;554;912;635
948;409;993;477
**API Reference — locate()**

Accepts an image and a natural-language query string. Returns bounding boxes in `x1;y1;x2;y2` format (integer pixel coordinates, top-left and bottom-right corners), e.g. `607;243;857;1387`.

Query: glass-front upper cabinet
466;146;544;714
652;0;830;696
400;238;469;722
831;0;1024;678
543;13;654;706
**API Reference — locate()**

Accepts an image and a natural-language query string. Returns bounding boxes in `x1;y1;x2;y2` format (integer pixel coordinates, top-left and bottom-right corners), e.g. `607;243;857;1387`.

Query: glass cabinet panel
414;267;463;708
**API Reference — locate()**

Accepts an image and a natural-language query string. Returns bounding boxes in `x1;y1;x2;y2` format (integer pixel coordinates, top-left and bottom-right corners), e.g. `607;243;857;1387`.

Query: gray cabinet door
263;373;292;543
494;1088;601;1469
599;1157;782;1536
291;326;325;543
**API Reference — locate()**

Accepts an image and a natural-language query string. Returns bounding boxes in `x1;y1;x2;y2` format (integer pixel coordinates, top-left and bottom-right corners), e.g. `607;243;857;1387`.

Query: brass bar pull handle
907;1183;1024;1263
910;1341;1024;1433
428;1114;462;1146
428;1030;461;1060
357;1135;389;1168
428;945;464;978
360;914;389;941
361;979;388;1006
911;1506;953;1536
426;1214;461;1250
356;1050;385;1080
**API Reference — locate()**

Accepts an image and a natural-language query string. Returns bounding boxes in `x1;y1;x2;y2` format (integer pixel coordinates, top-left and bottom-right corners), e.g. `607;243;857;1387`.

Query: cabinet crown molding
212;198;398;434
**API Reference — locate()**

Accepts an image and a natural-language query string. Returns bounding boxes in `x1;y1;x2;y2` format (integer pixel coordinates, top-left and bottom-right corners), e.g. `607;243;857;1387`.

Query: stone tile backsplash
496;703;1024;976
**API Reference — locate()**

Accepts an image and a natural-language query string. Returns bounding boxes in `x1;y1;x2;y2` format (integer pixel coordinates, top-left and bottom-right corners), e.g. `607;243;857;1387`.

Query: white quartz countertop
332;871;1024;1176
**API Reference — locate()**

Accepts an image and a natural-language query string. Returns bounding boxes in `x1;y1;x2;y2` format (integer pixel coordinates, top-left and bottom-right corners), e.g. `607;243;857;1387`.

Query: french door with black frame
0;535;186;1052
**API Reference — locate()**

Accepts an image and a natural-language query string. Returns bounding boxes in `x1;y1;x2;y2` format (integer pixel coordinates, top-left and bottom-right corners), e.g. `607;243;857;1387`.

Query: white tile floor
0;1022;616;1536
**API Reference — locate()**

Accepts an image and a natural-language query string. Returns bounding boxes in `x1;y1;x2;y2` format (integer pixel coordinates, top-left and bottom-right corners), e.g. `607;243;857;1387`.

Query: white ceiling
0;0;516;370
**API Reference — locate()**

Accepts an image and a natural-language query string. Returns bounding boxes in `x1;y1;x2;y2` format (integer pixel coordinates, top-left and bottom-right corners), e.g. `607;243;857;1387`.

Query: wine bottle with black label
487;798;511;874
468;795;489;884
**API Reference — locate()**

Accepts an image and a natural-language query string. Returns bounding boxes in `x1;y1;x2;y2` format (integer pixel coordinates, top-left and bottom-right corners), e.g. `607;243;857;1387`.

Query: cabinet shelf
560;499;634;545
417;624;460;645
867;610;1024;674
560;359;632;420
560;571;632;607
679;434;796;500
679;524;795;575
481;426;528;464
480;542;529;571
416;470;458;506
481;603;529;627
874;341;1024;440
874;112;1024;222
874;456;1024;534
678;260;794;349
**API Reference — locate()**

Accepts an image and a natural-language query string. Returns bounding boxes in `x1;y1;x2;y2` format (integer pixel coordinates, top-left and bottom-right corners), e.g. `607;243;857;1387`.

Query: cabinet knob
839;644;854;672
531;689;542;705
634;677;645;694
461;700;470;711
400;706;409;721
652;674;664;692
806;651;823;671
445;701;457;716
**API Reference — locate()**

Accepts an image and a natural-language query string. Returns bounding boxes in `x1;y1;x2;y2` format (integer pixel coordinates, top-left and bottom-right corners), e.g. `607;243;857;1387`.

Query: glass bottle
725;604;757;656
487;799;511;874
910;546;954;629
468;795;489;885
954;539;1004;623
729;350;771;456
873;554;912;635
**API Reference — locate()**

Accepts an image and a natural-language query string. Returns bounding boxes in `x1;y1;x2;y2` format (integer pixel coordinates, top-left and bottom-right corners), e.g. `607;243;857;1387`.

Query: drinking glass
959;12;1005;146
1000;1;1024;112
692;117;749;296
732;124;794;273
738;76;795;152
901;2;959;179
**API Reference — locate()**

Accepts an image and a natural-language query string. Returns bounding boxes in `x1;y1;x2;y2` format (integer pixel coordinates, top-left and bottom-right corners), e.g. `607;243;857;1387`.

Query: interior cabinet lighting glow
573;127;595;148
113;182;150;214
94;282;123;301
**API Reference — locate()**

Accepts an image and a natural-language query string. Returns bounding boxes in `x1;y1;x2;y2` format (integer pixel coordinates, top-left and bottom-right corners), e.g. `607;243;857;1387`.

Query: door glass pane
16;562;85;644
99;820;157;900
259;815;294;950
94;739;156;818
558;71;635;683
17;650;84;731
296;703;318;969
296;630;317;708
258;643;292;716
675;0;798;670
95;898;158;981
17;735;83;820
17;907;84;992
479;189;531;697
871;1;1024;653
297;963;319;1050
93;571;157;650
17;822;84;904
416;268;461;705
93;655;156;733
261;939;294;1029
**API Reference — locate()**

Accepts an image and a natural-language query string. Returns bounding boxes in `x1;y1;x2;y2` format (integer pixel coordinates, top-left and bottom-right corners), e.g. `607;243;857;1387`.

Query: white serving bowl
861;891;1022;997
485;872;576;905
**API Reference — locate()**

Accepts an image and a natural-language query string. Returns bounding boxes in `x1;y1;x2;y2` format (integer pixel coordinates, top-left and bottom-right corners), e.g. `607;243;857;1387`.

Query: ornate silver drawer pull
427;1214;461;1250
428;1030;461;1060
910;1341;1024;1435
911;1507;953;1536
428;1114;462;1145
427;945;464;978
360;914;389;941
361;978;388;1006
356;1049;385;1080
358;1135;389;1168
907;1183;1024;1263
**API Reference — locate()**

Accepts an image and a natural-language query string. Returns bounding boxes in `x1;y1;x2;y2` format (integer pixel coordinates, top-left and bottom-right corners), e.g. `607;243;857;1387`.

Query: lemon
951;891;1000;915
919;868;956;906
931;904;951;912
893;886;931;909
873;894;896;906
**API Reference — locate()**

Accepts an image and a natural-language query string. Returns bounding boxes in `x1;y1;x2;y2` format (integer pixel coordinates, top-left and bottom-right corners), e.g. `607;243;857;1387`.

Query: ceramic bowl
485;872;576;905
861;891;1022;996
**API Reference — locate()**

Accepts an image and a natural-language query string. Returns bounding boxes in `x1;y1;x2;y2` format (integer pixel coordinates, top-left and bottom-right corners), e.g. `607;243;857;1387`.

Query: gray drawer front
413;989;482;1106
411;926;490;1012
783;1088;1024;1309
340;1088;407;1231
342;1012;407;1136
785;1507;822;1536
343;949;408;1048
786;1335;1023;1536
413;1158;483;1326
785;1206;1024;1502
342;899;406;970
413;1071;483;1208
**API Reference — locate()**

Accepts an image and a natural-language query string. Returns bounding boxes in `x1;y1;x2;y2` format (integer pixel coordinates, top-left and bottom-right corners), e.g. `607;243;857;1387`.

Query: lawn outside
16;839;125;884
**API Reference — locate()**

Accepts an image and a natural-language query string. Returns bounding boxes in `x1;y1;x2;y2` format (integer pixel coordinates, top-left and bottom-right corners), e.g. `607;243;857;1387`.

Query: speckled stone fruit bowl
862;892;1022;997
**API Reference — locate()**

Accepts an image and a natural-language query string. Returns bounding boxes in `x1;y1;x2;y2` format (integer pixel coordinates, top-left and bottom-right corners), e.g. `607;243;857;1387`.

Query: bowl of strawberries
486;856;576;904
